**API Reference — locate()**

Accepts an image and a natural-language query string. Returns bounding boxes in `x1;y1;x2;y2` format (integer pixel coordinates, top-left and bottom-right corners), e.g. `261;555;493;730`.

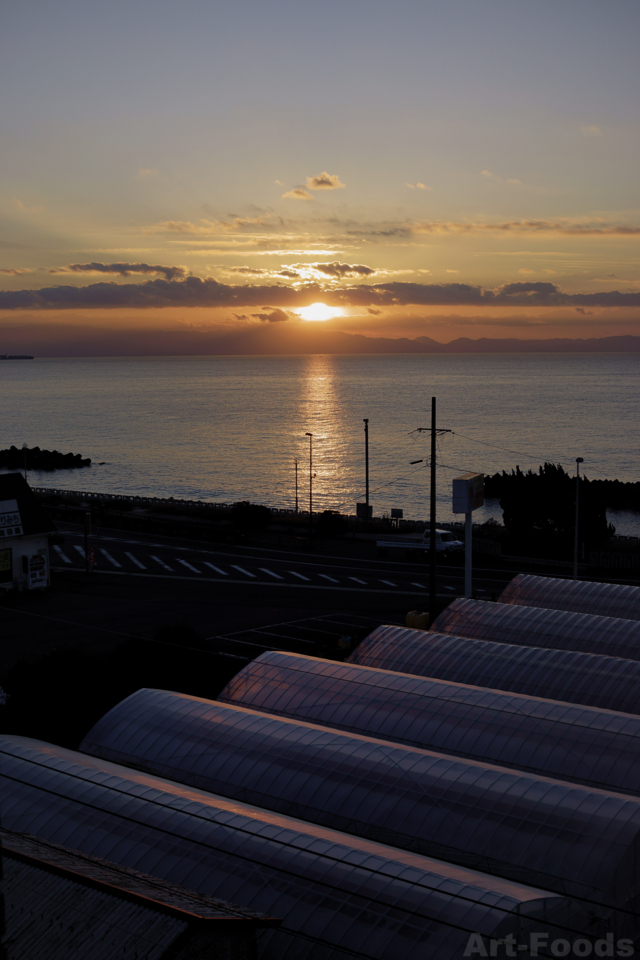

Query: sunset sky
2;0;639;353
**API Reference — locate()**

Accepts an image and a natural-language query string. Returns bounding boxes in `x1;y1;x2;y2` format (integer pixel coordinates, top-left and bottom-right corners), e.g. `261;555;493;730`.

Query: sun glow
297;302;343;322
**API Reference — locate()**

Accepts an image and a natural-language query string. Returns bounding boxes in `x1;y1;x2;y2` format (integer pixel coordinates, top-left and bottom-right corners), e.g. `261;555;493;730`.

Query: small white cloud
580;125;602;137
274;180;284;186
518;268;534;274
404;183;416;189
416;182;430;190
138;167;160;178
543;269;557;275
446;269;460;274
482;171;522;186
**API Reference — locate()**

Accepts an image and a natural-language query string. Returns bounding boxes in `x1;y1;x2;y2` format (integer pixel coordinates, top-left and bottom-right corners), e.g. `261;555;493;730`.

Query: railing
589;552;640;569
31;487;301;515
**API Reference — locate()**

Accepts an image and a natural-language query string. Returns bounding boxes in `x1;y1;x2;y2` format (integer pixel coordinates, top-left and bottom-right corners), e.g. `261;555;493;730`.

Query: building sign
27;553;47;589
0;547;12;584
0;498;23;539
452;473;484;514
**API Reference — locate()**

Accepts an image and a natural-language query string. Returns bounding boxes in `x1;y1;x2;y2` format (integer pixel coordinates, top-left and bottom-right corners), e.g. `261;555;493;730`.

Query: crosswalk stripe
231;565;255;578
260;568;283;579
289;571;309;581
202;562;228;576
53;545;72;564
348;577;367;584
74;545;85;559
380;580;396;586
100;549;122;568
151;555;173;572
125;552;146;570
178;559;201;574
319;574;339;583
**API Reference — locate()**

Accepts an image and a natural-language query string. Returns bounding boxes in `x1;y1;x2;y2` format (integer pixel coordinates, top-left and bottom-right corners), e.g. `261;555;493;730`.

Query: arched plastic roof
0;735;584;960
81;687;640;910
500;574;640;622
348;625;640;715
215;650;640;797
431;598;640;661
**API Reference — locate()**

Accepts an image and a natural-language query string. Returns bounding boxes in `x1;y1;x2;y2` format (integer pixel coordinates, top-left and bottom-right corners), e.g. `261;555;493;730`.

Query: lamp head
576;457;584;463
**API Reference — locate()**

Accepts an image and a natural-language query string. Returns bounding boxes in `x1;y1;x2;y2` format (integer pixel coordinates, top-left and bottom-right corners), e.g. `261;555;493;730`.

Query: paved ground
6;521;636;673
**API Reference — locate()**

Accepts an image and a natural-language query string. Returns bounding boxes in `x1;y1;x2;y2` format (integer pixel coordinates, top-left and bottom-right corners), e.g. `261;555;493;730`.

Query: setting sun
296;303;343;322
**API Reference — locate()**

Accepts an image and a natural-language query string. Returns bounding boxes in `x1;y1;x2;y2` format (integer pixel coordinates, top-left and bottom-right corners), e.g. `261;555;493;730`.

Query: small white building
0;473;56;591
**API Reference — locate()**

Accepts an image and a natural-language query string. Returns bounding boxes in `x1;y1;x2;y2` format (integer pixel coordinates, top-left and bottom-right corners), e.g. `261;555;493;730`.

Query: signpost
452;472;484;599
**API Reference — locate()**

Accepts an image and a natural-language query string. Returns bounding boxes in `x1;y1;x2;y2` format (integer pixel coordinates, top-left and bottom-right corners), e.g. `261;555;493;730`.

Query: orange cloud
281;188;314;201
305;171;345;190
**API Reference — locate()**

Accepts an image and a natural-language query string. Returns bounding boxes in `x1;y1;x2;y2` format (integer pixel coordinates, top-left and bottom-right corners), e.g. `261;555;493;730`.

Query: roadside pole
464;510;472;598
416;398;451;625
452;473;484;599
429;399;437;622
84;510;91;574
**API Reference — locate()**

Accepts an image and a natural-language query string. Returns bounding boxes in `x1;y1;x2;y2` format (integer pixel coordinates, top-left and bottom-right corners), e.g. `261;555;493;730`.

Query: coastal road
52;523;514;601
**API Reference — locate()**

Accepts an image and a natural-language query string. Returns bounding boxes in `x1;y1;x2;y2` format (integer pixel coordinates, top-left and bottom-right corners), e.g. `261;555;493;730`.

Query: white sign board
452;473;484;514
0;499;23;539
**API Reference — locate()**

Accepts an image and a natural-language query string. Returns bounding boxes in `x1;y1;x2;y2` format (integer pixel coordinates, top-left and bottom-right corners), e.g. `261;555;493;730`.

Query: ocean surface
2;354;639;534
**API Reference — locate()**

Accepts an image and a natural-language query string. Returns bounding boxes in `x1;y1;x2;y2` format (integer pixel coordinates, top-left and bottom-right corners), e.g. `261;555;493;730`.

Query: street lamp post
363;419;369;512
294;459;299;513
573;457;584;580
22;442;28;482
305;433;313;543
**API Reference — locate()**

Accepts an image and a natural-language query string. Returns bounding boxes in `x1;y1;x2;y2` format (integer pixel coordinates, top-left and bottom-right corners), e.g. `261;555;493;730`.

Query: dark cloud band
1;277;639;310
49;262;190;281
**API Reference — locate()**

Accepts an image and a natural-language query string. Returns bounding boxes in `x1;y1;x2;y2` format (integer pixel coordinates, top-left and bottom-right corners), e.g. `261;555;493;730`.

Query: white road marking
53;545;72;564
411;582;425;589
125;552;146;570
289;570;310;581
202;562;228;576
319;574;339;583
151;555;173;572
100;549;122;568
231;565;255;578
380;580;397;586
178;559;201;574
74;545;85;559
260;568;283;579
348;577;367;585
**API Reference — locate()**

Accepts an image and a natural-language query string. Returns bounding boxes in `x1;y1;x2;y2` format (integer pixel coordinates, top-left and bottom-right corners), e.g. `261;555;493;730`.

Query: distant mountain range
4;324;640;356
407;334;640;353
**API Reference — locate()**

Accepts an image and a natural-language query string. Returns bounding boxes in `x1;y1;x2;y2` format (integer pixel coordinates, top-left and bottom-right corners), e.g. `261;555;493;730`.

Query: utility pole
305;433;313;545
363;419;369;511
294;459;299;513
573;457;584;580
84;510;91;574
416;398;452;625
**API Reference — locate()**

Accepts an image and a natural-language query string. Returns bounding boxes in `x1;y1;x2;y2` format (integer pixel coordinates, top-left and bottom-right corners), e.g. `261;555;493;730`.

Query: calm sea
2;354;639;534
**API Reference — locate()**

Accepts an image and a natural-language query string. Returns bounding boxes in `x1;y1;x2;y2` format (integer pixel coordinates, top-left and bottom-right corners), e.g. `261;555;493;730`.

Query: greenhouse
347;625;640;715
431;598;640;661
500;574;640;622
215;650;640;796
80;686;640;909
0;735;592;960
